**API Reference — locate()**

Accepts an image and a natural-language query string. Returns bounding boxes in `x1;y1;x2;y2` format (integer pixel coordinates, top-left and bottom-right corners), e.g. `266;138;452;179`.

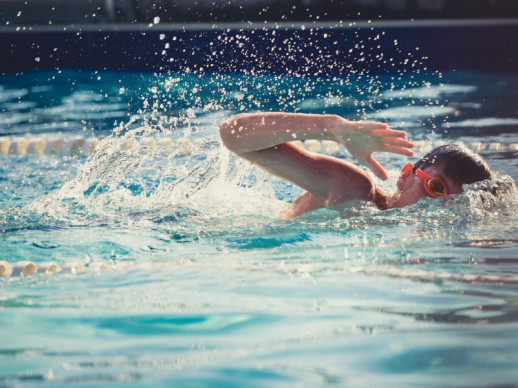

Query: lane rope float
2;259;518;285
0;260;99;278
1;136;517;158
0;136;193;157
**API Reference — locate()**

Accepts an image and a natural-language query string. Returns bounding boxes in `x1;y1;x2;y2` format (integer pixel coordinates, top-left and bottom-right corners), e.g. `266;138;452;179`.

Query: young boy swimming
219;112;492;218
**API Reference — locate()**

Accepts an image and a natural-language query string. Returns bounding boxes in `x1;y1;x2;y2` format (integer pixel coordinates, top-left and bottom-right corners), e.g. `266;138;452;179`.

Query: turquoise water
1;69;518;387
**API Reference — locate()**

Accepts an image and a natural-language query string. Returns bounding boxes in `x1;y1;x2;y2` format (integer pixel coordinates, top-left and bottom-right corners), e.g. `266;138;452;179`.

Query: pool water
1;69;518;387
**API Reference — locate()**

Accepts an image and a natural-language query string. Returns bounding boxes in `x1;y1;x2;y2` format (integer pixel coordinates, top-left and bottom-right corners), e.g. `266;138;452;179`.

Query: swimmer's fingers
370;128;408;138
380;137;415;149
366;156;389;181
382;144;415;157
356;121;389;131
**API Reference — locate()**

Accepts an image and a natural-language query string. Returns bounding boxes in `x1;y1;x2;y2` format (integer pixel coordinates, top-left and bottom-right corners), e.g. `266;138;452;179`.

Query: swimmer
220;113;492;218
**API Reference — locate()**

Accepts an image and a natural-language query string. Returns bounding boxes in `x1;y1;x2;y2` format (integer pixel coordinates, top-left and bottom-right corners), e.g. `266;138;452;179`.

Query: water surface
1;69;517;387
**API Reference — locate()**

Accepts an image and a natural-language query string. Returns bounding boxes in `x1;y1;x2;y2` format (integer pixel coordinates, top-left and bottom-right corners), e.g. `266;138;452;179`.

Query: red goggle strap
400;163;413;178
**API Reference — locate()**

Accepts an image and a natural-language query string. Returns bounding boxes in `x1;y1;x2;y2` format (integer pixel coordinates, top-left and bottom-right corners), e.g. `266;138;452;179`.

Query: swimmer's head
392;144;492;208
413;144;492;187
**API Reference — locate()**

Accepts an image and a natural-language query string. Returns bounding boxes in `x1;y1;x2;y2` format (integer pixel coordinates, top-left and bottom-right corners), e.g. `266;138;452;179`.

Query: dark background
1;0;518;25
1;1;517;74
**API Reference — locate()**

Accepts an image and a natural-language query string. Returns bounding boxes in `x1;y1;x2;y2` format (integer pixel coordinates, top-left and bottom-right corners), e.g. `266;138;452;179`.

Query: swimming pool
1;65;518;387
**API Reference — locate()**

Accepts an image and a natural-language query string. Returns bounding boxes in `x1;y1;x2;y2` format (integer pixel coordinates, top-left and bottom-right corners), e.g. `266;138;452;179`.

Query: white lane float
0;260;114;279
0;136;516;159
2;259;518;286
37;262;62;274
0;260;86;278
10;138;29;155
27;139;48;155
11;261;37;276
304;139;322;153
61;262;86;275
0;261;13;277
0;138;10;154
488;142;502;151
180;138;191;155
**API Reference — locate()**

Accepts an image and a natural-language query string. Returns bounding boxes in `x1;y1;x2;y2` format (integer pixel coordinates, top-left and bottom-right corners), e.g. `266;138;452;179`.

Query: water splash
20;118;284;231
1;69;516;248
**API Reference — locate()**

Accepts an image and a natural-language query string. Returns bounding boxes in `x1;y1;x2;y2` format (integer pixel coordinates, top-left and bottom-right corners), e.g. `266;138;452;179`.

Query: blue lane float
1;19;518;75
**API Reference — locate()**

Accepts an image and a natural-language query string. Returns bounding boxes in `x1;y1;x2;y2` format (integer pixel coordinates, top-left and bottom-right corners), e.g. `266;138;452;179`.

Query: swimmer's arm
219;113;412;207
220;112;414;179
220;112;339;152
230;139;380;207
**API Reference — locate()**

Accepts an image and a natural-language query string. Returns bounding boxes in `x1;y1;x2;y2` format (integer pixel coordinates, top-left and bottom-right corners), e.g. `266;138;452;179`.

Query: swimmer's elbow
219;120;237;152
219;120;232;147
219;114;247;153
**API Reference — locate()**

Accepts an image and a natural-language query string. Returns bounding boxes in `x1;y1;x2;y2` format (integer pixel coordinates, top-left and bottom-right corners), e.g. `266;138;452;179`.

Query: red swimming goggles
400;163;449;198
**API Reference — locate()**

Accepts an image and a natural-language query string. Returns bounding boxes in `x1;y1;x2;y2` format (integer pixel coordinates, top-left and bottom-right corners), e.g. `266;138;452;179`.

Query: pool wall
1;19;517;75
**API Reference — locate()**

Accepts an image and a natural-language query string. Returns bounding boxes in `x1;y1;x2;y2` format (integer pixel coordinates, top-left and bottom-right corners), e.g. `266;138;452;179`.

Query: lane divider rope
1;136;517;158
294;139;518;154
2;259;517;284
0;260;101;277
0;137;194;156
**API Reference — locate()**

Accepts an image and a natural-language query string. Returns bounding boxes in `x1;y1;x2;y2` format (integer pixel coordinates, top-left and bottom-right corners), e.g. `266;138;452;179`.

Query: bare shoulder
281;182;389;219
317;155;376;203
279;157;391;218
312;155;393;210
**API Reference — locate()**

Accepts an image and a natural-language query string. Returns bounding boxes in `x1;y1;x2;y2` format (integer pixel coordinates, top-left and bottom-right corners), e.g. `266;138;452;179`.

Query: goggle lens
427;179;446;197
415;169;449;198
400;164;449;198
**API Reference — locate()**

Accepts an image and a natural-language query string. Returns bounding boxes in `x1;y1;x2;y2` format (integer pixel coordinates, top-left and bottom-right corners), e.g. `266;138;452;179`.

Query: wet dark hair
413;144;492;186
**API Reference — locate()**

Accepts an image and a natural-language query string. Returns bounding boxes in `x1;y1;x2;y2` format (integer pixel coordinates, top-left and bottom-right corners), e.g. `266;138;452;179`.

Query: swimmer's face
394;163;464;208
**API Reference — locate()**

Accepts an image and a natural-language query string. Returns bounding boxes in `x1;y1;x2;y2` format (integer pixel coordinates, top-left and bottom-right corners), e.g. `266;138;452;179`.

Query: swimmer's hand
334;120;414;180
